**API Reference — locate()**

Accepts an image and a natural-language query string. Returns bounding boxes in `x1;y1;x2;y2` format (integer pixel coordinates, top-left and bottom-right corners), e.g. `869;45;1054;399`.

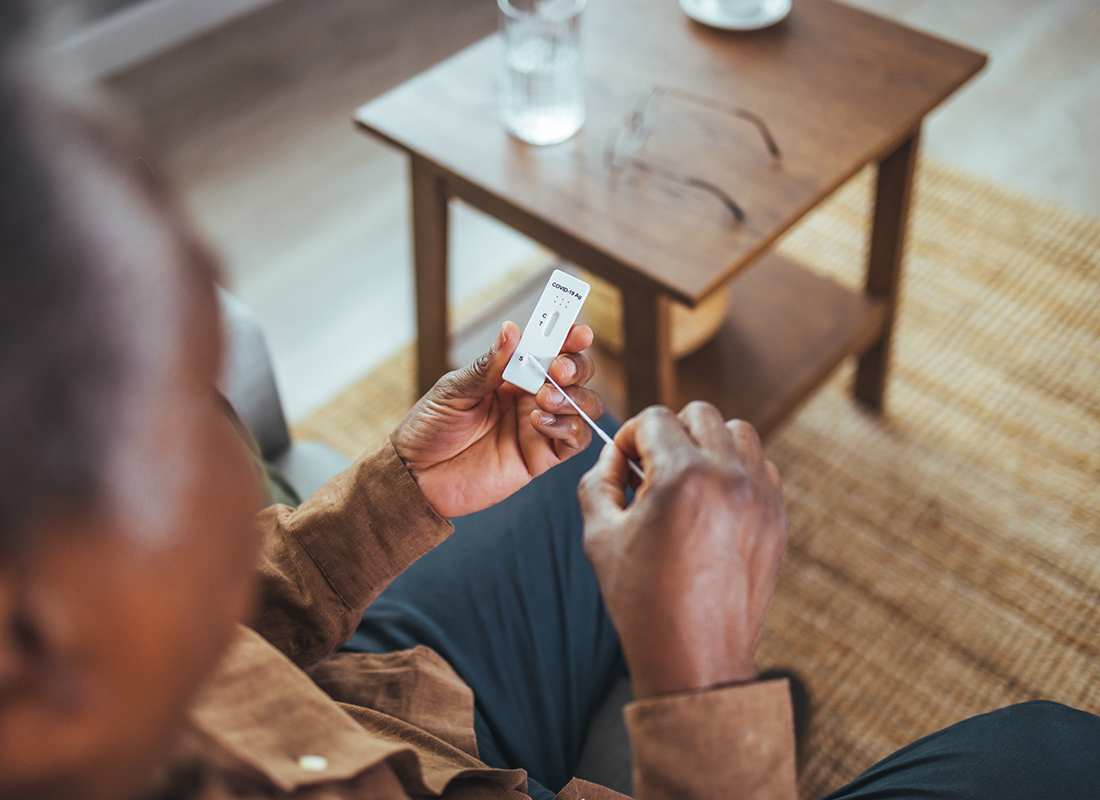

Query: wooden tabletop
355;0;985;306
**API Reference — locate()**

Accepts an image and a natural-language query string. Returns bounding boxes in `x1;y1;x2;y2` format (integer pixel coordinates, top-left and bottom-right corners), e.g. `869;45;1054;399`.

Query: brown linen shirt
168;440;797;800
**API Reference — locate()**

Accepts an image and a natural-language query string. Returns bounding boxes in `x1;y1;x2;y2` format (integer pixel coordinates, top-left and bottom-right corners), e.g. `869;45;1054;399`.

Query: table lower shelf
450;252;886;439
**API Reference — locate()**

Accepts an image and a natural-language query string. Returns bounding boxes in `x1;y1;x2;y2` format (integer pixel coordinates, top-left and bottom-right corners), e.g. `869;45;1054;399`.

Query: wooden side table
355;0;985;436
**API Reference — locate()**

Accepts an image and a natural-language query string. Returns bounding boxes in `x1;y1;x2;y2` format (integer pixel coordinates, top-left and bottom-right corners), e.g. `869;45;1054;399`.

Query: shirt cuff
284;438;454;613
624;678;797;800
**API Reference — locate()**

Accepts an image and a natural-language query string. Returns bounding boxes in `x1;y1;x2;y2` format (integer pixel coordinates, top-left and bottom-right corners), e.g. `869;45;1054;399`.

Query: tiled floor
108;0;1100;421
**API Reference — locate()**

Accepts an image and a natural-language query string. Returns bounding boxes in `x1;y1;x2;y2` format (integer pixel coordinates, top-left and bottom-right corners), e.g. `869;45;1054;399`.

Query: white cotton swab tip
526;355;646;482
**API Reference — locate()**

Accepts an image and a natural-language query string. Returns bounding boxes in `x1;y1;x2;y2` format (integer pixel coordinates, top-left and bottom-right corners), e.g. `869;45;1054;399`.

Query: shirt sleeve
250;438;454;670
624;678;798;800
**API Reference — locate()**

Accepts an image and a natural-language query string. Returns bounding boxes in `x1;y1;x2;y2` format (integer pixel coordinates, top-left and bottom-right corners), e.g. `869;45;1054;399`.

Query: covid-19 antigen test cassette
502;269;590;395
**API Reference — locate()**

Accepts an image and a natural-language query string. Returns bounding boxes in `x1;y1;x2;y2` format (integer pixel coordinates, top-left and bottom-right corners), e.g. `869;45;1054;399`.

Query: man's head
0;12;260;800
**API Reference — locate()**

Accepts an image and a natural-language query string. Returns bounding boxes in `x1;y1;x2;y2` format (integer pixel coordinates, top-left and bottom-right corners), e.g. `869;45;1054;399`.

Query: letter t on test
502;269;590;395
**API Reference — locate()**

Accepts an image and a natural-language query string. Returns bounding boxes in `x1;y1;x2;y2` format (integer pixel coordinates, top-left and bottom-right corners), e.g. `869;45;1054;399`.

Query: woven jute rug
295;158;1100;798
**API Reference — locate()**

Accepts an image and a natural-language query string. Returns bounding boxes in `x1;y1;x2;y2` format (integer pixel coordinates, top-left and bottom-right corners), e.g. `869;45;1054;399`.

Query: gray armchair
216;289;352;500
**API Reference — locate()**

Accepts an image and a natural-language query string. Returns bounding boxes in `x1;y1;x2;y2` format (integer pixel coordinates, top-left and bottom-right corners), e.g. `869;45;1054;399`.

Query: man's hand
392;321;604;519
578;403;788;700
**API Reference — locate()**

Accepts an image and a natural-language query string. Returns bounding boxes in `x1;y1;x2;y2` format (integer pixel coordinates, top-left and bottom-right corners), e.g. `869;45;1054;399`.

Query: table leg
854;125;922;411
411;155;450;397
621;283;676;415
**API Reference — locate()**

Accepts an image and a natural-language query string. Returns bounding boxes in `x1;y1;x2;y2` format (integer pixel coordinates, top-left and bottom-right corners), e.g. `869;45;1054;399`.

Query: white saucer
679;0;792;31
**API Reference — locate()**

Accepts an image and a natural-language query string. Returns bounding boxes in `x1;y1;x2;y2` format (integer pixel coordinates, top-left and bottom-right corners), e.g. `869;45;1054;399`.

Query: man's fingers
549;351;595;387
530;409;592;452
443;321;520;402
725;419;765;471
764;460;782;489
613;406;695;469
578;439;630;522
678;401;736;458
536;383;604;421
561;323;595;356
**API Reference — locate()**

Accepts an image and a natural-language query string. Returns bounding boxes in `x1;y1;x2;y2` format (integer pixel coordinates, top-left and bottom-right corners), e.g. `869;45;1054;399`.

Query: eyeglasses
603;85;782;223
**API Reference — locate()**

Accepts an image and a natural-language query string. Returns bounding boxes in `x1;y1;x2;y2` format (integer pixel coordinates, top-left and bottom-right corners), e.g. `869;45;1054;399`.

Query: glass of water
499;0;586;146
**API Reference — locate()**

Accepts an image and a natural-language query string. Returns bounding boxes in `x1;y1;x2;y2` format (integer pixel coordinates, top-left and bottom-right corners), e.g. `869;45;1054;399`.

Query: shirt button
298;755;329;772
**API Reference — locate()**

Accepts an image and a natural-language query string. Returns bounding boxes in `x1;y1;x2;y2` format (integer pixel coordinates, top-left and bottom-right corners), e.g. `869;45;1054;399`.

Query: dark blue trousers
342;418;1100;799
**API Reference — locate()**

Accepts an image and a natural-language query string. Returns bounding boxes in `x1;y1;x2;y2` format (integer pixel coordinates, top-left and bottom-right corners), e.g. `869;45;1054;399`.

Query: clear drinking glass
499;0;586;146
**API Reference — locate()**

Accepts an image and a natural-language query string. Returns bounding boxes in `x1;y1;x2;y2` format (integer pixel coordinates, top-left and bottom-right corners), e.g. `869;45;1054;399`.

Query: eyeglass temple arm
611;150;746;223
642;85;782;159
684;176;747;222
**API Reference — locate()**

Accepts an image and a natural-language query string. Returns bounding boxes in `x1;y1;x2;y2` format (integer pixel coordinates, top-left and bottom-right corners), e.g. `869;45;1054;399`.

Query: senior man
1;8;1099;800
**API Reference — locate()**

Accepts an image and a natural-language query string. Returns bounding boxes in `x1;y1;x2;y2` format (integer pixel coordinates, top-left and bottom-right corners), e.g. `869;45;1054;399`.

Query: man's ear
0;562;55;701
0;562;48;789
0;542;76;689
0;566;28;694
0;547;87;796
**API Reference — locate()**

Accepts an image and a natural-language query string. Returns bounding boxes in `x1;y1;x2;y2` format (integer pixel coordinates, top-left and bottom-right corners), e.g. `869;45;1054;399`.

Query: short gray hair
0;7;217;550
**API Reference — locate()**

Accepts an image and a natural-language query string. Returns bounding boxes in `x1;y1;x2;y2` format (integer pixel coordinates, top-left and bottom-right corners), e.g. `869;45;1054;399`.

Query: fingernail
557;357;576;379
491;323;507;354
538;412;556;425
545;387;563;405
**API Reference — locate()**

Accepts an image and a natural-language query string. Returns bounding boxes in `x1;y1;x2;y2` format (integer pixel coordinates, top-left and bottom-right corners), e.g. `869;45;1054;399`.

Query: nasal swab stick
527;355;646;482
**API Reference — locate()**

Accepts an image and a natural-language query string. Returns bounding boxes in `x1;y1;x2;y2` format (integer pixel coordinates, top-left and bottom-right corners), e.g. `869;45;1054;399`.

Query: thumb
443;321;520;401
578;440;630;524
